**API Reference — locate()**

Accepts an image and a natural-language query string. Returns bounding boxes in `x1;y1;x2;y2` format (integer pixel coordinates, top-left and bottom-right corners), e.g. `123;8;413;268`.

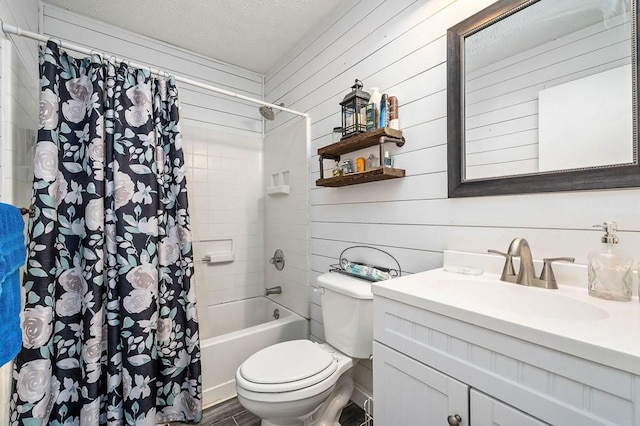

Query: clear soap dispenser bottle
588;221;633;301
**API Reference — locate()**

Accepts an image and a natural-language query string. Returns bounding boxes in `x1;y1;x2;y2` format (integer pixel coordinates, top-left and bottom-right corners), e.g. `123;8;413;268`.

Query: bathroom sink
372;251;640;379
430;278;609;321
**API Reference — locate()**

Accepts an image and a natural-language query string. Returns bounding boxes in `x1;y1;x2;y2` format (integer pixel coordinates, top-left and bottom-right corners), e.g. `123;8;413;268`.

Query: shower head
259;103;284;121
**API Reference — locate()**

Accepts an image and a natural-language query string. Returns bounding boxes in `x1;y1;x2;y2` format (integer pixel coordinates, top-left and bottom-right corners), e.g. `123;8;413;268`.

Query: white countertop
372;252;640;376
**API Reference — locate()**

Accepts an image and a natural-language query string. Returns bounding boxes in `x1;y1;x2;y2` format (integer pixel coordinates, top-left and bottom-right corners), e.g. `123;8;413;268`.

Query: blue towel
0;203;27;367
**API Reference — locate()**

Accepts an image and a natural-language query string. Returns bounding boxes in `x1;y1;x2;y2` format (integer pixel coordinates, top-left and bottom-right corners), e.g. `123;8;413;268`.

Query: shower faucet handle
269;249;285;271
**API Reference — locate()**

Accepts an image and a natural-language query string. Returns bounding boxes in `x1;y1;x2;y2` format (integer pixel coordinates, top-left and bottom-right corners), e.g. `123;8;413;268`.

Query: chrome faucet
489;238;575;289
265;286;282;296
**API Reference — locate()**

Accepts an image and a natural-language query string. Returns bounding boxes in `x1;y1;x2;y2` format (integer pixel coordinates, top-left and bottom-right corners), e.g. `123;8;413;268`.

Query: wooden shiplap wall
264;0;640;406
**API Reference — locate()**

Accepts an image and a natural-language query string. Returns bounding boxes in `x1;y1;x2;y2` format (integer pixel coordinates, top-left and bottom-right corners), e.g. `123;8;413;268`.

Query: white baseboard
350;383;372;411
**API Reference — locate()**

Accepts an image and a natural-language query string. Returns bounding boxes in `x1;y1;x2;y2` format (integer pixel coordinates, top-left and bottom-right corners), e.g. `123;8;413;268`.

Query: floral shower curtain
10;41;202;425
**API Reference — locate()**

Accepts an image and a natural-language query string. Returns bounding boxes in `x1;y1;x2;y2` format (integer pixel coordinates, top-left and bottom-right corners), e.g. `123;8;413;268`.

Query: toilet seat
237;340;338;393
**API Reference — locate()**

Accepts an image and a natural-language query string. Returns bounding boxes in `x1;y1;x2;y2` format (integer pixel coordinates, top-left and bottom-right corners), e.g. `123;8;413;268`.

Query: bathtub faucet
265;286;282;296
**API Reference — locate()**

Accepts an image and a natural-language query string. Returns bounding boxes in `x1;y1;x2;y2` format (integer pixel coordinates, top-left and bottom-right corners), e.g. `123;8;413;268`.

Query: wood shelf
318;127;404;157
316;167;405;187
316;127;407;187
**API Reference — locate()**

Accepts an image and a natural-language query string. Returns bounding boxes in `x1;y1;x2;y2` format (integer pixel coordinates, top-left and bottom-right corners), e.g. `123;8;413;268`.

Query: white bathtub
200;297;308;407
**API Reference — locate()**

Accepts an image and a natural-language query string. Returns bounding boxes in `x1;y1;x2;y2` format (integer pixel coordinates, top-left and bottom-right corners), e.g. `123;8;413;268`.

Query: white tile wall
263;118;310;318
183;126;265;313
263;0;640;409
0;0;40;419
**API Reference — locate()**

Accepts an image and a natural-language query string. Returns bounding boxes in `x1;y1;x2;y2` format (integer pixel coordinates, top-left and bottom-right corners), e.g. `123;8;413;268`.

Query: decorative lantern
340;79;370;139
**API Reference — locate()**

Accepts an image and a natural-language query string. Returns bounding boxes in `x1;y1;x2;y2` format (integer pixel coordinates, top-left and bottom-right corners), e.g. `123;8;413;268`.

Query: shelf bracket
319;153;341;180
378;135;405;165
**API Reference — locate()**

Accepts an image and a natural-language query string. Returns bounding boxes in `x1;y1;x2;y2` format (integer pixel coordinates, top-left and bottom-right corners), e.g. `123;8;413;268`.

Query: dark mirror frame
447;0;640;197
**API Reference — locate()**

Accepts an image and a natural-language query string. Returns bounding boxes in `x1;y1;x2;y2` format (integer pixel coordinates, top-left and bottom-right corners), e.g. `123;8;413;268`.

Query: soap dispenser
588;221;633;301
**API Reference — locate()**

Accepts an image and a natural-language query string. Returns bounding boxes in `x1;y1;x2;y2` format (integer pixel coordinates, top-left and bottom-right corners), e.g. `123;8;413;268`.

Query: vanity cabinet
470;389;547;426
372;295;640;426
374;342;545;426
373;342;469;425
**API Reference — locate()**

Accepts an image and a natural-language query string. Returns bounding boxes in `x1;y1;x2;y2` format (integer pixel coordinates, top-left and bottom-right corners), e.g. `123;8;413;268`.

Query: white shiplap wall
264;0;640;407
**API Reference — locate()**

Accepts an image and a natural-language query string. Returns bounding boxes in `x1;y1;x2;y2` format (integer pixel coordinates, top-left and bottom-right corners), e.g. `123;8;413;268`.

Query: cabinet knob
447;414;462;426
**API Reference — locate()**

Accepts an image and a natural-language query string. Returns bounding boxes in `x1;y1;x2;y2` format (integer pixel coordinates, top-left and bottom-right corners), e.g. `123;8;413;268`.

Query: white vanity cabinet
374;338;545;425
373;342;469;425
372;294;640;426
470;389;547;426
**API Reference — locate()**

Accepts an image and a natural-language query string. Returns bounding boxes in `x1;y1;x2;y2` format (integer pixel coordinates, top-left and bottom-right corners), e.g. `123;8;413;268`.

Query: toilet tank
317;272;373;359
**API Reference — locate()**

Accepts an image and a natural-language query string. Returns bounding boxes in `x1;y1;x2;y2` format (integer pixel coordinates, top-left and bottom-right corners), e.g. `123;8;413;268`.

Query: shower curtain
10;41;202;425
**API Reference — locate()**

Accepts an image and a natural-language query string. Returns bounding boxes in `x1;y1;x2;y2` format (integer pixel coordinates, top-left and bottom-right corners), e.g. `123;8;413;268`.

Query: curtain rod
1;21;308;118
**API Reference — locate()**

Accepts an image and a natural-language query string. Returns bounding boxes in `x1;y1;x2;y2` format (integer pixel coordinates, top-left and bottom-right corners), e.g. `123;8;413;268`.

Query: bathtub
200;296;308;407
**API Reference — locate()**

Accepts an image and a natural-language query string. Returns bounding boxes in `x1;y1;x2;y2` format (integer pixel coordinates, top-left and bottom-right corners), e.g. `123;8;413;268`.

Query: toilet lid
239;340;337;391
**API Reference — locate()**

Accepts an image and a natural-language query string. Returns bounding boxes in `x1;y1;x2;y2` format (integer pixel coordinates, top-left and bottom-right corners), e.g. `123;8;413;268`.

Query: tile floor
173;397;369;426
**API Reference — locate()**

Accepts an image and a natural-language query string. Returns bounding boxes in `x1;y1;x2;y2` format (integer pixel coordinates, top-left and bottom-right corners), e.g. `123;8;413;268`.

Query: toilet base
304;370;354;426
241;370;354;426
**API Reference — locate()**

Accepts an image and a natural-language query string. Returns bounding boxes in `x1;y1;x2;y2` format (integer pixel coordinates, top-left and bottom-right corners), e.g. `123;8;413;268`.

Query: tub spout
265;286;282;296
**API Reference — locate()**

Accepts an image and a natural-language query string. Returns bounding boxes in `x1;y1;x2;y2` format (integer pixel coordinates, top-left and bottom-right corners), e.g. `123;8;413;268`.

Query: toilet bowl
236;273;373;426
235;340;354;426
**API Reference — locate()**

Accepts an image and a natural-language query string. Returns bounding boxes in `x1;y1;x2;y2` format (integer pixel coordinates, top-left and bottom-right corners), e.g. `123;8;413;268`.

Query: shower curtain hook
47;37;62;48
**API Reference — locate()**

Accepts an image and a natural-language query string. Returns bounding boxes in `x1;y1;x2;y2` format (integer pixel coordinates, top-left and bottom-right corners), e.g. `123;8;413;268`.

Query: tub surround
264;119;310;319
373;250;640;425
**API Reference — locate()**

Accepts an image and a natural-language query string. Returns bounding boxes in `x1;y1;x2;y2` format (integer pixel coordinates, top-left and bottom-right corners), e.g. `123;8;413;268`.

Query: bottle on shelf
366;153;379;169
389;95;399;130
379;94;389;128
367;87;382;130
383;151;393;167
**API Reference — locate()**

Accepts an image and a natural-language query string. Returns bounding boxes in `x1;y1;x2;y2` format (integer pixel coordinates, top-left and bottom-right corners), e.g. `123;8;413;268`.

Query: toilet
235;272;373;426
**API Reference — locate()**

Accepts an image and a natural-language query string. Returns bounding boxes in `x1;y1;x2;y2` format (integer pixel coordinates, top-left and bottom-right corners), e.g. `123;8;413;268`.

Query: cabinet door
373;342;469;426
470;389;549;426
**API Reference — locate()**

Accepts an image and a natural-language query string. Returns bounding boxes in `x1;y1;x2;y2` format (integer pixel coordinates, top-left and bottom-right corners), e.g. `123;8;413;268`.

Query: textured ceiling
42;0;344;74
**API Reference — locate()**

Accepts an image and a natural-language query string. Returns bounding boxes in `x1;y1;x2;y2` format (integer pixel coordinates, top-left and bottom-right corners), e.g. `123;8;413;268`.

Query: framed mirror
447;0;639;197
